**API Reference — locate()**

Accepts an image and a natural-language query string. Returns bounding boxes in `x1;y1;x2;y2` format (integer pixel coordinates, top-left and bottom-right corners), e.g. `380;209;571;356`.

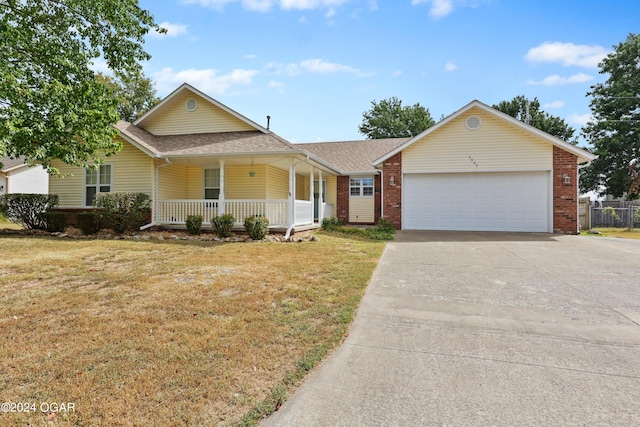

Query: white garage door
403;172;550;232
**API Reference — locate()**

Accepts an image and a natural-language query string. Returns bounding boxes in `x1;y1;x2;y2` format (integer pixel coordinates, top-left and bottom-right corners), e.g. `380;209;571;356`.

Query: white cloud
444;61;457;72
528;72;593;86
154;67;259;95
183;0;347;11
267;58;367;77
544;100;565;109
392;70;403;77
242;0;274;12
151;22;188;38
325;7;336;18
244;54;257;59
525;42;609;68
182;0;236;11
411;0;453;18
90;58;111;74
280;0;349;10
568;113;593;127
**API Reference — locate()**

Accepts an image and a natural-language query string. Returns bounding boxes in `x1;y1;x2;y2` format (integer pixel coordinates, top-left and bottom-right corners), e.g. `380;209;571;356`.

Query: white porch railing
295;200;313;226
158;199;303;227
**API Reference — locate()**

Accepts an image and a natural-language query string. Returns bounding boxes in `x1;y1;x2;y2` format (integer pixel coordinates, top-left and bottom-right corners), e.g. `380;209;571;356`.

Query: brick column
553;146;579;234
382;152;402;229
336;175;349;224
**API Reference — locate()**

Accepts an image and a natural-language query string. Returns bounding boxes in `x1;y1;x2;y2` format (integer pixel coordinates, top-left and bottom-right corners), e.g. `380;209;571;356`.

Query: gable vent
185;98;198;112
465;115;482;130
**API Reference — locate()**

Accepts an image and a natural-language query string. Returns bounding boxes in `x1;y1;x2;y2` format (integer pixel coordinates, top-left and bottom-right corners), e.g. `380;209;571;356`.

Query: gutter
140;158;172;230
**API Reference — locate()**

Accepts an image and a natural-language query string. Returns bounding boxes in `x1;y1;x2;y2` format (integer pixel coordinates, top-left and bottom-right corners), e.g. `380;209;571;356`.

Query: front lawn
582;227;640;240
0;233;385;425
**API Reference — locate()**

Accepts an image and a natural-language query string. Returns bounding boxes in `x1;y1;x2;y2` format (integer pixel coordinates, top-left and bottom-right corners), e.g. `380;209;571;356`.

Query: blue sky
133;0;639;145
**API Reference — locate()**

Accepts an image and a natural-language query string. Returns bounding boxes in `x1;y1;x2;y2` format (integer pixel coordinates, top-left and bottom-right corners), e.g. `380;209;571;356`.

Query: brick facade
336;175;349;224
552;146;579;234
381;152;402;229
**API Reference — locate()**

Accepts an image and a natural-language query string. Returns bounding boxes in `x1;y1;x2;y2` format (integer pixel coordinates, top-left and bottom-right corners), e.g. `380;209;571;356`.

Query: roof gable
374;100;596;165
134;83;268;136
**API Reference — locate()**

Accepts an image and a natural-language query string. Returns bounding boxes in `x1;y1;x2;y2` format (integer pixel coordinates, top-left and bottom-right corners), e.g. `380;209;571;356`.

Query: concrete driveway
262;231;640;426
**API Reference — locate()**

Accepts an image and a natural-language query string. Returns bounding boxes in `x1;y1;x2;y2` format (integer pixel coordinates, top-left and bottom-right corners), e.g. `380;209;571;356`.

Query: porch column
288;158;296;227
309;167;314;222
219;159;226;215
318;169;324;221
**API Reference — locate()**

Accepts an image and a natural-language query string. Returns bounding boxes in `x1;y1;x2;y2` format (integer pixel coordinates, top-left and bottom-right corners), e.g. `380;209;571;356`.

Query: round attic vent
465;115;482;130
185;98;198;112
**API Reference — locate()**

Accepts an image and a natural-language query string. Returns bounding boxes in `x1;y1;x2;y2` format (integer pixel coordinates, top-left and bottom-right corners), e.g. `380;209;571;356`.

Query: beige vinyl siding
403;107;552;173
158;164;188;200
186;166;204;199
49;161;85;207
296;174;308;200
324;175;337;206
112;142;154;195
225;165;266;199
49;139;153;207
349;198;374;223
140;92;255;135
266;166;288;199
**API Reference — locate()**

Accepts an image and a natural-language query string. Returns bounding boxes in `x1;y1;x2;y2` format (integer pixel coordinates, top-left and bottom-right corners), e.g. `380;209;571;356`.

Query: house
49;83;340;232
0;156;49;196
49;84;596;234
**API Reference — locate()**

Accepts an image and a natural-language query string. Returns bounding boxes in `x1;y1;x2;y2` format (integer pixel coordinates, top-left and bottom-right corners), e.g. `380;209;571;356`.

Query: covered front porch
156;199;334;230
151;154;336;231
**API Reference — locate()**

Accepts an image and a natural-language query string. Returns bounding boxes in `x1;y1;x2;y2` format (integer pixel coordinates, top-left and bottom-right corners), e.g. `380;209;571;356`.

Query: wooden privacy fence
589;205;640;228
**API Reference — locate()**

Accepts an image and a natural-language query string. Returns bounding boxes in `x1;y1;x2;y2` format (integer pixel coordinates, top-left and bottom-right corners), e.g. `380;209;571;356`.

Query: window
349;177;374;197
85;164;112;206
204;168;220;199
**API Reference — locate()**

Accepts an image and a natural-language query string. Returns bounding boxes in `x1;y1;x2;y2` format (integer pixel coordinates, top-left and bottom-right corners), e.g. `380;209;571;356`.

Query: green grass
0;232;385;426
582;227;640;240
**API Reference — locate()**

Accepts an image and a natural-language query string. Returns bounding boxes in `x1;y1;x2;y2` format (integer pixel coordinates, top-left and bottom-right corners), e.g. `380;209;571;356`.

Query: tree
581;33;640;199
0;0;163;173
97;71;161;122
359;97;435;139
492;96;578;144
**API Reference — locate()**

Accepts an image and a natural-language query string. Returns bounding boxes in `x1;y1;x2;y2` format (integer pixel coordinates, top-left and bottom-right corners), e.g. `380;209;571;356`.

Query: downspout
140;158;172;230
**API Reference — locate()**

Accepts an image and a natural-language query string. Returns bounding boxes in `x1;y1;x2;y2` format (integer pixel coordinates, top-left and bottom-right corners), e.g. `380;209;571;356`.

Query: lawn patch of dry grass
584;227;640;240
0;233;385;426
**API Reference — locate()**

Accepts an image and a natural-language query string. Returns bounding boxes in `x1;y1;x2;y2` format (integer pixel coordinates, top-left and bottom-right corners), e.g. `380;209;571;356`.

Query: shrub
244;215;269;240
95;192;151;234
211;214;235;238
77;211;100;235
186;214;203;235
0;193;59;229
376;217;396;234
43;211;68;232
321;217;342;231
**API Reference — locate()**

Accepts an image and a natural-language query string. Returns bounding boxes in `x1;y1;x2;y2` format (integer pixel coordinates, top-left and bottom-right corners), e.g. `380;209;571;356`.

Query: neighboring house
48;84;596;234
0;157;49;196
49;83;340;232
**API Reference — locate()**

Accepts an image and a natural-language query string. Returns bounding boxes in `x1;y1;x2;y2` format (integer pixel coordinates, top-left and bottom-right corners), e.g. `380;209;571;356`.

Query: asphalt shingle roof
0;156;28;172
115;121;296;156
294;138;409;174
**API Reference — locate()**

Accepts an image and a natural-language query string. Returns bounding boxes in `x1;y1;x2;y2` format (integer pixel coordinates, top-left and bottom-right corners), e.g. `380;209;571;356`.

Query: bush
95;192;151;234
244;215;269;240
43;211;68;232
321;217;343;231
77;211;100;235
211;214;235;238
0;194;59;229
376;217;396;234
186;215;203;235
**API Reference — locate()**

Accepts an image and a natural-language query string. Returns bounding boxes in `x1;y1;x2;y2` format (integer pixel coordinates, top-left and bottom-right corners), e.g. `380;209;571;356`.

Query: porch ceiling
165;154;335;175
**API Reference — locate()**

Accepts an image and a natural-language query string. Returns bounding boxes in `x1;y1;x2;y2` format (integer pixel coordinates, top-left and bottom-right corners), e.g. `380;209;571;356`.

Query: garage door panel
403;172;549;232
